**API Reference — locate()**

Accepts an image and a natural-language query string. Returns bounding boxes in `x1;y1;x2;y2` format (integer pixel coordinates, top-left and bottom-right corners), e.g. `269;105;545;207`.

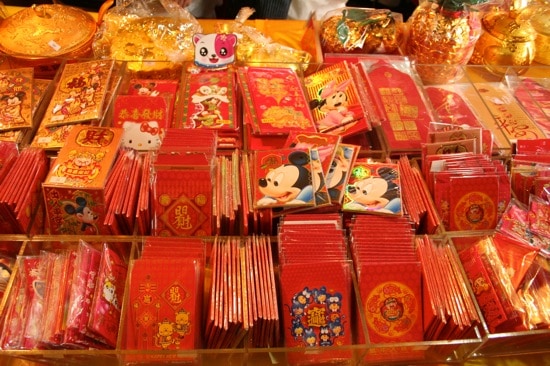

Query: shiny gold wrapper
406;1;482;83
215;7;311;69
93;6;201;72
320;8;402;54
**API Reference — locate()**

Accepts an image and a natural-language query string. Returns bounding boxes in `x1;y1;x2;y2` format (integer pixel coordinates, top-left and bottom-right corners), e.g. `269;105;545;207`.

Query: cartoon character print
326;146;354;202
286;286;345;347
190;85;229;128
174;309;191;338
344;166;401;214
1;92;26;124
121;121;162;151
257;150;314;207
102;277;119;310
193;33;237;69
309;80;355;131
133;82;160;97
155;319;176;349
52;63;104;117
63;196;98;234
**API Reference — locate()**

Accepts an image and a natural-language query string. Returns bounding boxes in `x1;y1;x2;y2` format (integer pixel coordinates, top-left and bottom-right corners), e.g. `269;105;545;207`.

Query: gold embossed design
0;5;96;58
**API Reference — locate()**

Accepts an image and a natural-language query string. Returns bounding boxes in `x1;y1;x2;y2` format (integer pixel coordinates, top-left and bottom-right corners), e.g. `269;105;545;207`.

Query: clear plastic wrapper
93;0;202;71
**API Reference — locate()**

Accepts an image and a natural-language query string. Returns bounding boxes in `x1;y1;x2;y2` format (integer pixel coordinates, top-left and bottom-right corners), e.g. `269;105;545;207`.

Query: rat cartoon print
343;163;402;215
193;33;237;69
255;150;314;208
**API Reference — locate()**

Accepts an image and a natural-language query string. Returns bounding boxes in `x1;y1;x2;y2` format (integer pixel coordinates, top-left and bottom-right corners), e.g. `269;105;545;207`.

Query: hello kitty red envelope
113;95;166;151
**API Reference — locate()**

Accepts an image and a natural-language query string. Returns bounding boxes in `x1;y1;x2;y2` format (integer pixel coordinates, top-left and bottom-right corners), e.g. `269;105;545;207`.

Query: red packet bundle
64;241;104;348
38;250;77;348
42;126;123;235
0;68;34;132
517;253;550;328
458;237;528;333
423;85;484;129
41;60;115;127
508;76;550;136
252;148;316;209
0;146;49;234
85;244;128;348
180;69;240;149
417;236;480;341
136;151;153;236
474;82;546;145
357;57;435;154
397;156;441;234
237;66;316;149
152;129;217;236
342;160;402;216
102;148;146;235
303;61;371;137
0;256;42;349
348;215;423;349
426;153;510;231
213;150;243;235
124;238;205;360
113;95;166;151
278;216;352;364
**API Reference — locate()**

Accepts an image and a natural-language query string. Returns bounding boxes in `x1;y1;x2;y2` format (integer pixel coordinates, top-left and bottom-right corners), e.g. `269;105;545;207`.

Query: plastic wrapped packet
215;7;312;68
93;0;202;72
319;7;403;55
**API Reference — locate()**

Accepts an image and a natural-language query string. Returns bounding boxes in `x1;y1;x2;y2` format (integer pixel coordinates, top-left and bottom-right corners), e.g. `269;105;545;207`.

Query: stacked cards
204;235;279;349
0;145;48;234
278;214;353;365
152;129;217;236
0;68;50;146
398;155;441;234
424;153;510;231
349;215;423;345
33;60;121;150
124;237;205;358
416;236;481;341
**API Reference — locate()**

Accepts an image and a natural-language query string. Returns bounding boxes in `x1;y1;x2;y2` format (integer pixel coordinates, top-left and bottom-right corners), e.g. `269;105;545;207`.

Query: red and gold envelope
0;67;34;132
237;66;316;136
304;61;371;137
42;126;123;235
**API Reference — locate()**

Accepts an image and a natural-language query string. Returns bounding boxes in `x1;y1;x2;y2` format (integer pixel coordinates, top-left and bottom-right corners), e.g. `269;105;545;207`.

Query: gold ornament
319;8;402;54
406;0;483;83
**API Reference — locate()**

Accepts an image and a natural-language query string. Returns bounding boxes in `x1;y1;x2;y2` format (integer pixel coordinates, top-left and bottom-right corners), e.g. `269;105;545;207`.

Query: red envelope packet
86;244;128;348
359;262;423;344
280;260;352;365
237;66;316;136
125;257;202;355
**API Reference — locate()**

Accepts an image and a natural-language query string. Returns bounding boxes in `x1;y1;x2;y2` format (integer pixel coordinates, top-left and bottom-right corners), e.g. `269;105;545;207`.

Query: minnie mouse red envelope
42;125;123;235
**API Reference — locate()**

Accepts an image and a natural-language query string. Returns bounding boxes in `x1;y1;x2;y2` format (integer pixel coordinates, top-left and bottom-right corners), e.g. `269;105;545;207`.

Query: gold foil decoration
406;0;483;83
319;7;403;55
529;5;550;65
93;0;201;72
215;7;311;69
470;8;536;74
0;4;97;60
